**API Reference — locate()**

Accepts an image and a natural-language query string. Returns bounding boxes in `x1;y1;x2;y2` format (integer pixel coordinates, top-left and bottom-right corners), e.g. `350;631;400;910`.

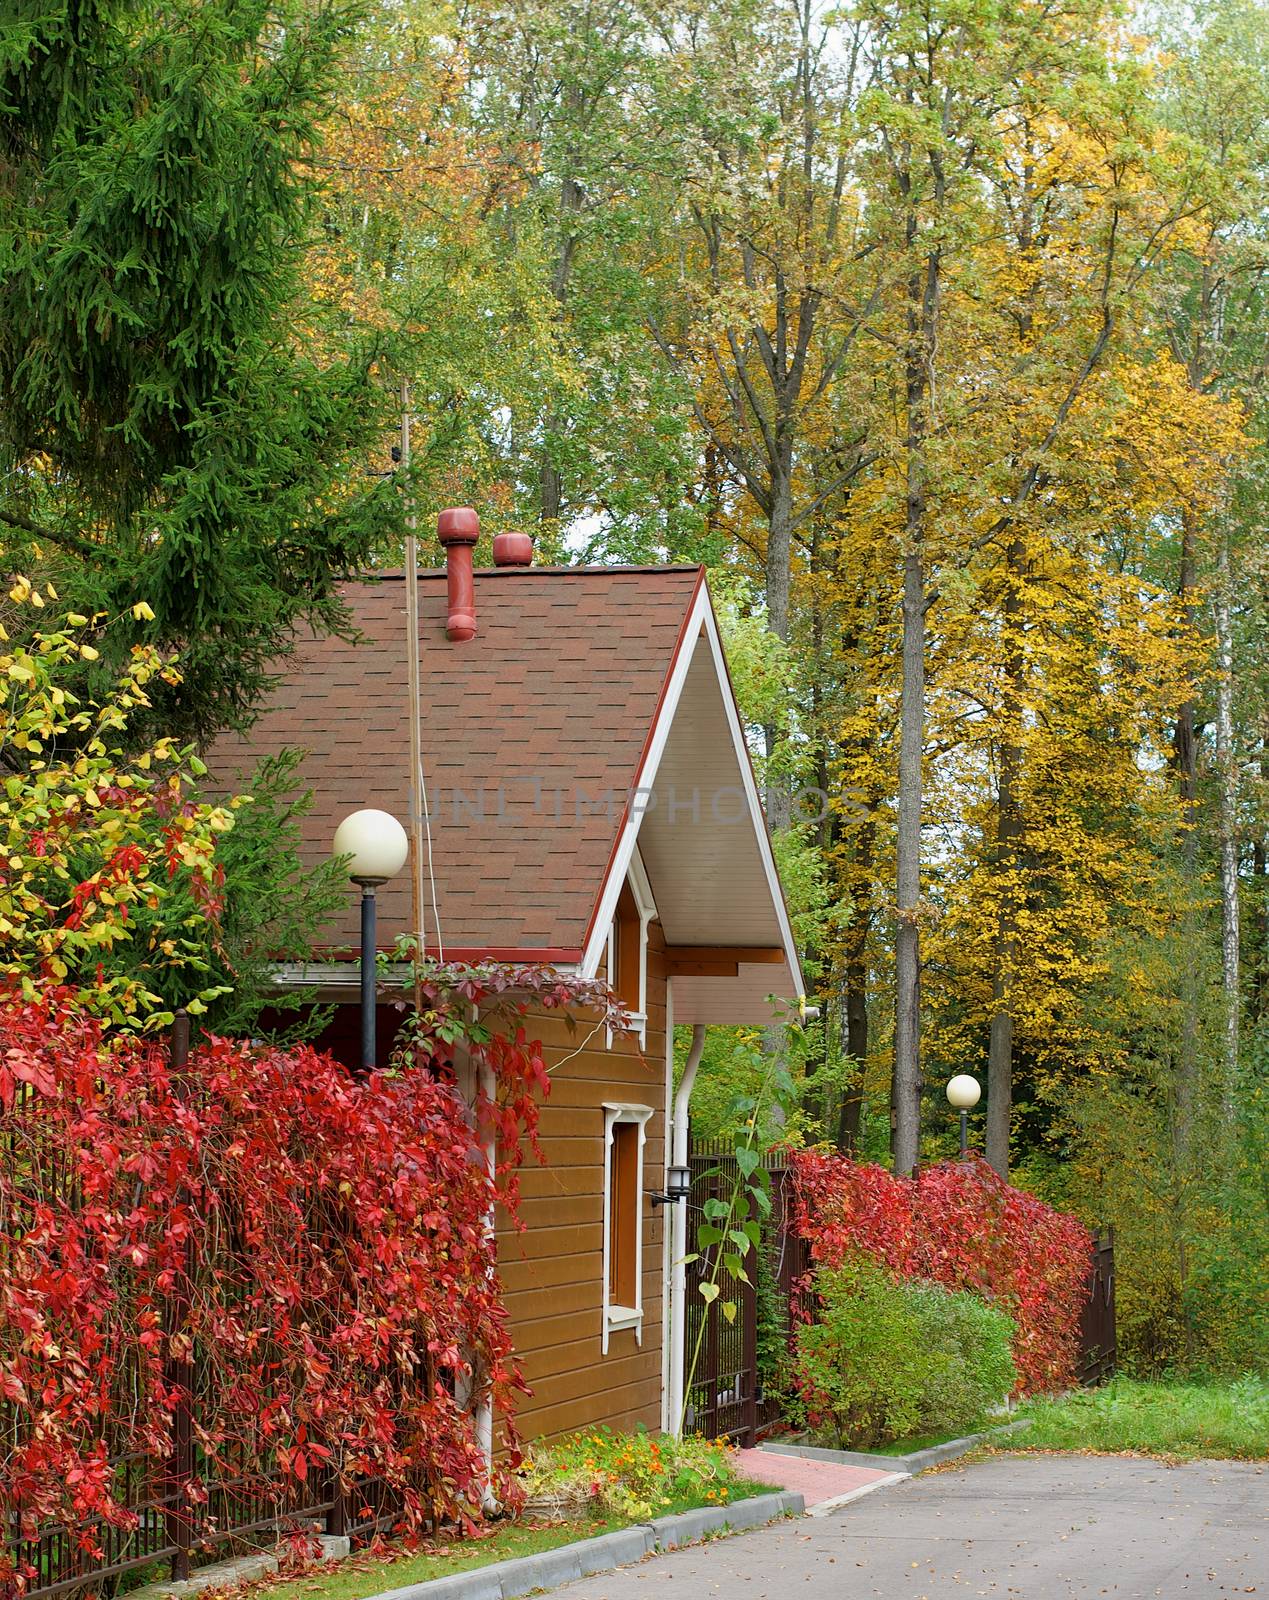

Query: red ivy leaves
0;983;575;1594
791;1150;1091;1395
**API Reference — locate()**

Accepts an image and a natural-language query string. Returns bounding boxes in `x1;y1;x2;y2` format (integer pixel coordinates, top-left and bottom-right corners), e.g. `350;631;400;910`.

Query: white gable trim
581;584;709;979
580;583;803;1000
698;593;803;996
626;840;657;923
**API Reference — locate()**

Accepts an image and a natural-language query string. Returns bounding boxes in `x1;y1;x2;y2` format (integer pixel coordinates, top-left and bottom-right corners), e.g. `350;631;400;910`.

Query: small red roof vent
493;531;533;568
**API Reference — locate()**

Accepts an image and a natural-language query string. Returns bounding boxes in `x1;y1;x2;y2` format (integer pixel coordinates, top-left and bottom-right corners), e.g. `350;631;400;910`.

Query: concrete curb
363;1490;805;1600
647;1489;803;1551
759;1417;1032;1476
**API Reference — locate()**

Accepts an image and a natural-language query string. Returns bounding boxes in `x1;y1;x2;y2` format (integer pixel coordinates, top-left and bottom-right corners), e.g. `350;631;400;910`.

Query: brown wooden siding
497;921;668;1443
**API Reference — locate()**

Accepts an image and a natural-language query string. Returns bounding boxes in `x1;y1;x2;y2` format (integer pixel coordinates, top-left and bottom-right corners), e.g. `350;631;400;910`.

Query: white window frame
601;1101;654;1353
605;846;657;1047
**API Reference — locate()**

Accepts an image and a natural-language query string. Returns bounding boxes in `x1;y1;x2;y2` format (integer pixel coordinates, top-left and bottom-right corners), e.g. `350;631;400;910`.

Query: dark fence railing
1077;1228;1116;1385
683;1138;805;1447
2;1017;405;1600
683;1145;757;1444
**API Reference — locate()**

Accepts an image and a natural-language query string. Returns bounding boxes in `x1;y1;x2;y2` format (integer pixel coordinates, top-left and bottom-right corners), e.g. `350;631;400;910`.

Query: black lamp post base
359;883;377;1072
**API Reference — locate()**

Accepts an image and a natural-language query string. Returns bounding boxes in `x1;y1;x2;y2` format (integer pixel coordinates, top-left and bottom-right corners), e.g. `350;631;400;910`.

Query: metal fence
683;1139;806;1447
1;1017;404;1600
1076;1228;1116;1385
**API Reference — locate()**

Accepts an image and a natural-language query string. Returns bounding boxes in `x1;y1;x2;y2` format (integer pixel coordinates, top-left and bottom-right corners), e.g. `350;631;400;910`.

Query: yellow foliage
0;597;234;1026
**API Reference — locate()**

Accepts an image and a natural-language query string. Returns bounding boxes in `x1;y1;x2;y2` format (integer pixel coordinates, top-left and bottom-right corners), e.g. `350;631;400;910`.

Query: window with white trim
602;1103;653;1350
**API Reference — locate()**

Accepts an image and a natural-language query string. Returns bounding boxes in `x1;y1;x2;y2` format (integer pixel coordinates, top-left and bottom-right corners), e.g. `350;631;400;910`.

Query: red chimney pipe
437;506;479;642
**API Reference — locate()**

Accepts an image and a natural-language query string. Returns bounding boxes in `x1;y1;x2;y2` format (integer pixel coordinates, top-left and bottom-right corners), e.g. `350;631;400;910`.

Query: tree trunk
837;963;868;1154
1174;502;1202;1159
1254;731;1269;1024
893;172;935;1174
764;460;795;832
537;137;582;530
1255;834;1268;1023
837;792;875;1155
1173;505;1200;820
1215;531;1240;1115
539;455;563;528
766;465;793;644
986;989;1013;1175
894;538;924;1176
986;536;1024;1177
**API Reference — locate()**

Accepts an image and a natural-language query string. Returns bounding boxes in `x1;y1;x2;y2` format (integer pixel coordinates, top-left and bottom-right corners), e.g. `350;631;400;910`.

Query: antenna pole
401;381;427;1010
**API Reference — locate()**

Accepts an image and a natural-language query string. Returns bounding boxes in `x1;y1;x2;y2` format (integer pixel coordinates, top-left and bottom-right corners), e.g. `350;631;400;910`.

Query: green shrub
790;1257;1017;1449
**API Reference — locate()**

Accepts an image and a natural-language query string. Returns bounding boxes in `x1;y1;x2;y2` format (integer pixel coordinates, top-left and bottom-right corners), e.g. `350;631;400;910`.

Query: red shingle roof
206;565;705;957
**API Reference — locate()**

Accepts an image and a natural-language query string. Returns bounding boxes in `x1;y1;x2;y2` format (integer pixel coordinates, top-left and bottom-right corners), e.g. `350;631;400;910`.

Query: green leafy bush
791;1257;1017;1449
518;1427;743;1523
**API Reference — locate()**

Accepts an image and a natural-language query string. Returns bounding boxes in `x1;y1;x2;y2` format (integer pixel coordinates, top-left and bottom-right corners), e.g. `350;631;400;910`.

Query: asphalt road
554;1456;1268;1600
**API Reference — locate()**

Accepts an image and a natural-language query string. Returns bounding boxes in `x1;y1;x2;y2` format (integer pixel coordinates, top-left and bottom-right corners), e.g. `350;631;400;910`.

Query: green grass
870;1418;996;1455
248;1520;611;1600
771;1415;1001;1456
998;1377;1269;1462
245;1478;777;1600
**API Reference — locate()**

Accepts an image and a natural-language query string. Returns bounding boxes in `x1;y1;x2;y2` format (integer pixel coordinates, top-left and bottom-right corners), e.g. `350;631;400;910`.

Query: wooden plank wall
497;923;668;1442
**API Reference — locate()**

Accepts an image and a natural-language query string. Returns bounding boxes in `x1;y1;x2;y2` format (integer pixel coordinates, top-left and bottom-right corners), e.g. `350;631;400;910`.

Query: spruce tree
0;0;399;743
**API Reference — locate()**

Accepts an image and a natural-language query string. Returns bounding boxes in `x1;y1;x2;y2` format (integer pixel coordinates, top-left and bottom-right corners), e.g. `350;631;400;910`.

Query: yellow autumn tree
805;28;1247;1177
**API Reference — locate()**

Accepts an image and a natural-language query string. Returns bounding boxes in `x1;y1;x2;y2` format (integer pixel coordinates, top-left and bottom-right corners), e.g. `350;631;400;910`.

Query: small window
602;1104;653;1350
605;856;656;1046
611;883;642;1013
608;1121;639;1309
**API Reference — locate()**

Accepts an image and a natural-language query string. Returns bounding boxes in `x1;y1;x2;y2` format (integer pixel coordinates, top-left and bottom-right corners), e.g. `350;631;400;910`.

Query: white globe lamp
333;807;409;885
333;809;408;1073
946;1073;981;1158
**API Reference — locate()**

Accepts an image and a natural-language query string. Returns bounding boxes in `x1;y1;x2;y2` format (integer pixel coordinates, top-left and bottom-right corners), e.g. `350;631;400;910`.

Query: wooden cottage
207;521;804;1446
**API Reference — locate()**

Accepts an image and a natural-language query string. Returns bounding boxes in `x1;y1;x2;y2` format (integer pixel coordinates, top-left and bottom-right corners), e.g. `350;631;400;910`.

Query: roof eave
578;576;805;1012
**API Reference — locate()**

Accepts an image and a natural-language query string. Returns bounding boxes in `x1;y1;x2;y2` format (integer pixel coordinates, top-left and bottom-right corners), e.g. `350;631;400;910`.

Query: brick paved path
735;1446;898;1510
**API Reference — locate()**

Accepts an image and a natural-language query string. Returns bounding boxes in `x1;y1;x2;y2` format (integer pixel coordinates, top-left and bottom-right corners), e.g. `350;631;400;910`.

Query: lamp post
333;809;409;1071
946;1073;981;1159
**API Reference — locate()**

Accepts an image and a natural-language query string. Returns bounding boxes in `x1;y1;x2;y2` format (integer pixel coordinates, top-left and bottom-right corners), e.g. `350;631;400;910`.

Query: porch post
667;1024;707;1437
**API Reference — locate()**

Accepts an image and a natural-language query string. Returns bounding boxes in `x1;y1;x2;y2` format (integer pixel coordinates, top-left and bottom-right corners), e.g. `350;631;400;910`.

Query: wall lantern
651;1163;692;1207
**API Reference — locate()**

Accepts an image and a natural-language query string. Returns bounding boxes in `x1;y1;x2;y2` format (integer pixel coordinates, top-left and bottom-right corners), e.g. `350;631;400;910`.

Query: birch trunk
1215;531;1240;1115
1174;502;1201;1159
